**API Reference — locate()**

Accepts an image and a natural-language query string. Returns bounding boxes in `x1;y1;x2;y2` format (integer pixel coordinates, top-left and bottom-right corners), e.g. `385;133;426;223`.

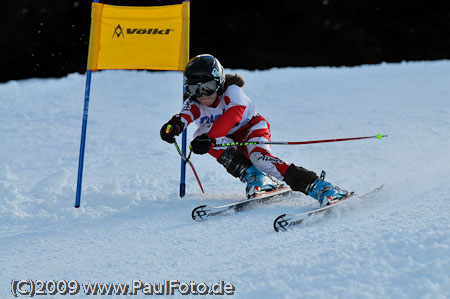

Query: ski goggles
186;80;219;97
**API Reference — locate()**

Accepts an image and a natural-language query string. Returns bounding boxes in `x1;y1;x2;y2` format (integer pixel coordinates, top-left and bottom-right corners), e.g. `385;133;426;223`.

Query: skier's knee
217;147;252;178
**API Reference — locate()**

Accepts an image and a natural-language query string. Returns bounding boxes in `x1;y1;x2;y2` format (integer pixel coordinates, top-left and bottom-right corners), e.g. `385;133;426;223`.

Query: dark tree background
1;0;449;82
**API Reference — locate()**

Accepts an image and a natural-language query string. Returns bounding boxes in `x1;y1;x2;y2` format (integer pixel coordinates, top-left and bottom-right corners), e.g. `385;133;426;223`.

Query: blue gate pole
75;70;93;208
179;0;190;198
180;130;187;197
75;0;99;208
180;84;187;198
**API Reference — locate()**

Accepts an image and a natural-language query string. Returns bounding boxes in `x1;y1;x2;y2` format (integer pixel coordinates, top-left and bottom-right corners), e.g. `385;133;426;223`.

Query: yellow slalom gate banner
87;1;190;71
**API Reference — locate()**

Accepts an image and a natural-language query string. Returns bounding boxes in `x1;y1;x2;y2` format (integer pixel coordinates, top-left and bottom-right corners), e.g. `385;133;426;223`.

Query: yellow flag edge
179;1;190;71
87;2;104;71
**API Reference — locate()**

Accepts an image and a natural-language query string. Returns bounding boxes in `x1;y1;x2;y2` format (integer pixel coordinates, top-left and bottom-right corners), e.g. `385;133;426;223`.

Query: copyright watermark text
11;279;236;296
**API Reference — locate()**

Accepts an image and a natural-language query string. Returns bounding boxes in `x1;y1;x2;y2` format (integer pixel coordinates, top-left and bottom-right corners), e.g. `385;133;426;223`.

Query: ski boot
307;171;349;206
217;147;278;198
240;165;278;198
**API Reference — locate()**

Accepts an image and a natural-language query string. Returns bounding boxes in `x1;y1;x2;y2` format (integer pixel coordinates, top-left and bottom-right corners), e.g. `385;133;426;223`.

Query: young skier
160;54;348;205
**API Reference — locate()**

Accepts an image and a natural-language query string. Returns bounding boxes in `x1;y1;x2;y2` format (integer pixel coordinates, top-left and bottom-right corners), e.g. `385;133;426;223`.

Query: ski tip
273;213;288;232
192;205;208;221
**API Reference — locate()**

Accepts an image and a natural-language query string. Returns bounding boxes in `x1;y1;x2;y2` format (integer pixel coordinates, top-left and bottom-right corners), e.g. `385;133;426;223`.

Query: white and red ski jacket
179;85;258;139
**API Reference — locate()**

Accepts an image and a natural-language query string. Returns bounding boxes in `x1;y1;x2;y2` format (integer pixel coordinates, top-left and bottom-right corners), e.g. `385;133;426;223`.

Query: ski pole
213;133;387;147
174;140;205;194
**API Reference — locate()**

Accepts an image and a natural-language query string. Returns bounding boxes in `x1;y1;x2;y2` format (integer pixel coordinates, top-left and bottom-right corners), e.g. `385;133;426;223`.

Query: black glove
190;134;216;155
160;115;184;144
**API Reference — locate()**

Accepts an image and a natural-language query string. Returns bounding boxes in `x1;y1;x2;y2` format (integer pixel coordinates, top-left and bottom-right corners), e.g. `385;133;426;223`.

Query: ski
192;186;292;222
273;185;384;232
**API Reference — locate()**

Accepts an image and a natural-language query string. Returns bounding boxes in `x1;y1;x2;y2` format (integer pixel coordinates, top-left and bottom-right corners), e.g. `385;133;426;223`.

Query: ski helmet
184;54;225;97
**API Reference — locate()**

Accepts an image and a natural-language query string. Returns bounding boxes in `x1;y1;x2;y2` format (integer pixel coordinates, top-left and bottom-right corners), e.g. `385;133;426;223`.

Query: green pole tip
376;133;383;140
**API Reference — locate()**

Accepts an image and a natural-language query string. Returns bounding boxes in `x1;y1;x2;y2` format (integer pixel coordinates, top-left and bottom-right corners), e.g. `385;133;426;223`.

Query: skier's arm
207;105;246;139
179;101;201;128
190;105;245;154
160;100;200;143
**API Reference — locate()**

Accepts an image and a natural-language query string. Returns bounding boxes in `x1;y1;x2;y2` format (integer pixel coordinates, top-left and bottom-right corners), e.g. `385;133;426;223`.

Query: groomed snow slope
1;61;449;298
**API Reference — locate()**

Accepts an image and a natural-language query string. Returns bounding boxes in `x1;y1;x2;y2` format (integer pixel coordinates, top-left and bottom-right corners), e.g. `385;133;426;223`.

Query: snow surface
1;61;449;298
